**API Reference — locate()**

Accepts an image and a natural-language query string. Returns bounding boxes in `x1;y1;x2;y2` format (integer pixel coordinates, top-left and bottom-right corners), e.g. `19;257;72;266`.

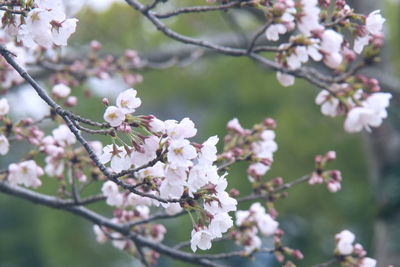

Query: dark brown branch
155;2;243;19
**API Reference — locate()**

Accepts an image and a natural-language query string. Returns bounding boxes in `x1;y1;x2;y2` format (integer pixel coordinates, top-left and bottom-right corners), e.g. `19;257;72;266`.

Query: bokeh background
1;0;399;266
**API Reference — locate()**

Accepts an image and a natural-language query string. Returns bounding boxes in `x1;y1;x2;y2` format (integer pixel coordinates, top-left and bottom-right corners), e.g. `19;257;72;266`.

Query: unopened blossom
0;135;9;155
52;84;71;98
277;72;295;87
104;106;125;127
8;160;44;188
52;124;76;145
0;98;10;116
336;229;355;255
116;88;141;114
227;118;244;133
190;228;213;252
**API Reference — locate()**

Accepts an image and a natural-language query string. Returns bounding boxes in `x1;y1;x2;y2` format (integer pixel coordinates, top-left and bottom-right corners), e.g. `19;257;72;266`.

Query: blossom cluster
99;88;238;252
335;230;377;267
315;84;391;133
309;151;343;193
234;202;279;253
262;0;391;133
268;1;385;82
223;117;277;182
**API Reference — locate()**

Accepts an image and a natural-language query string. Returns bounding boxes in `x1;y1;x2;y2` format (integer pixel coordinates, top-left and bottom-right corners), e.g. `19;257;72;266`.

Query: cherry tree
0;0;395;266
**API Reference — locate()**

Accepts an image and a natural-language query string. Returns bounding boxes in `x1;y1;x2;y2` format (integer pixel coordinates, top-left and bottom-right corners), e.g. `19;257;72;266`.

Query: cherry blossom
52;84;71;98
8;160;44;188
190;228;213;252
116;88;142;114
0;135;9;155
103;106;125;127
0;98;10;116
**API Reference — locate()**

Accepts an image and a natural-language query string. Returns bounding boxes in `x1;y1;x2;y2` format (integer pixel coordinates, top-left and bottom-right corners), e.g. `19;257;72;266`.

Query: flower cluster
335;230;376;267
309;151;342;193
234;202;279;252
271;2;385;86
315;84;391;133
222;117;277;182
100;88;238;252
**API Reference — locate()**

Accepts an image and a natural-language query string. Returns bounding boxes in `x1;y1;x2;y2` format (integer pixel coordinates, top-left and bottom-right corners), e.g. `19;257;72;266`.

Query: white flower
165;117;197;140
164;202;183;215
209;212;233;238
190;228;213;252
130;135;159;167
103;106;125;127
297;0;323;36
244;234;262;253
320;30;343;54
324;52;343;69
52;124;76;145
335;229;355;255
101;181;124;207
315;90;340;117
93;225;107;244
276;72;295;87
366;10;385;35
8;160;44;188
256;213;278;236
235;210;250;226
198;135;218;164
188;164;218;195
0;98;10;116
354;35;369;54
265;24;287;41
52;18;79;46
0;135;9;155
149;116;165;133
204;191;237;215
52;84;71;98
167;139;197;168
360;257;377;267
116;88;141;114
344;93;391;133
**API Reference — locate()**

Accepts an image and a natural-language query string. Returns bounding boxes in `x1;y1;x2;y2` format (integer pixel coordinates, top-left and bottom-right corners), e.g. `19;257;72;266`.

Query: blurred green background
1;1;399;266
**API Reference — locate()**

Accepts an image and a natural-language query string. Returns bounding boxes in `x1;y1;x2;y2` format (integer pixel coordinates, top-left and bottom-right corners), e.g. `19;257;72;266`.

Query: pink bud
65;96;78;107
263;118;276;128
90;40;102;51
315;155;323;164
102;98;110;106
292;249;304;260
273;177;284;186
325;151;336;161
